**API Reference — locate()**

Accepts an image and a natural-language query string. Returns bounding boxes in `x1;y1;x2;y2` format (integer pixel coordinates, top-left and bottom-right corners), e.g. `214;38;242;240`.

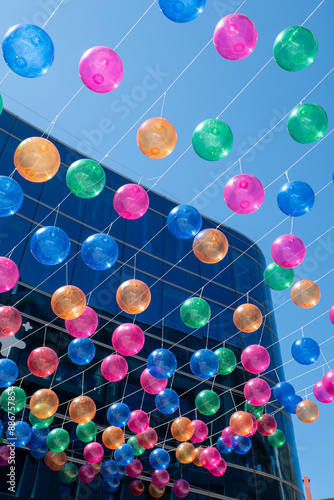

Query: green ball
59;463;78;483
0;95;3;115
244;401;264;418
66;159;106;199
288;103;328;144
273;26;318;72
76;421;97;443
29;411;54;428
264;263;294;291
195;390;220;416
180;297;211;328
268;429;286;448
47;428;70;452
192;119;233;161
0;434;3;445
214;347;236;375
0;387;26;413
127;435;145;456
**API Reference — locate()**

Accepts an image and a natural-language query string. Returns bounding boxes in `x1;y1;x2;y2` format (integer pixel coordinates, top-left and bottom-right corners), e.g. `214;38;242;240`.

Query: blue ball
31;426;49;442
147;348;177;380
273;382;295;404
30;443;48;458
117;465;126;479
81;233;119;270
159;0;206;23
190;349;219;379
107;402;131;427
167;205;202;239
103;475;120;493
155;388;179;414
101;459;118;478
217;437;232;454
2;24;54;78
0;359;18;387
68;338;95;365
114;444;134;465
27;434;44;451
7;421;32;447
291;337;320;365
0;176;23;217
232;435;252;455
277;181;315;217
0;420;3;435
284;395;303;414
30;226;71;265
149;448;170;470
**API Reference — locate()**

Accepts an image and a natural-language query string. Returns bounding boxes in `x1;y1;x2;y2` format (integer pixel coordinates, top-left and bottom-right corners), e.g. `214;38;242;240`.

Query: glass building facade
0;109;304;500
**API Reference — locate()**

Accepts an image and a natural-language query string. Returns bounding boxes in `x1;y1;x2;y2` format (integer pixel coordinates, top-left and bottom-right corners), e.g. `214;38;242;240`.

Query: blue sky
1;0;334;498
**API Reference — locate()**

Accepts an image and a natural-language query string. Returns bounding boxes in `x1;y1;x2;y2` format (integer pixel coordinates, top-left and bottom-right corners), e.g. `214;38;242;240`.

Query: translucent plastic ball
210;457;227;476
137;427;158;450
193;228;228;264
59;463;78;483
180;297;211;329
44;451;67;471
114;443;135;465
323;370;334;396
217;436;232;454
128;410;149;433
244;378;271;406
149;484;165;499
65;306;98;338
167;204;202;239
176;442;196;464
193;446;205;466
0;257;19;292
190;420;209;445
200;447;221;470
126;459;143;478
214;347;236;375
291;337;320;365
51;285;86;320
232;435;251;455
264;262;294;291
66;159;106;199
291;280;321;308
130;479;145;496
116;279;151;315
329;305;334;325
229;411;253;437
192;119;233;161
30;444;49;459
0;306;22;338
0;176;23;216
102;426;124;449
107;402;131;427
268;429;286;448
113;184;149;220
233;304;262;333
171;417;194;442
273;382;295;404
14;137;60;183
213;14;257;60
147;348;177;380
79;46;123;93
296;400;319;423
243;401;264;418
100;459;118;478
101;354;128;381
224;174;264;214
68;338;95;365
0;445;11;466
127;436;145;457
76;421;97;443
244;414;257;437
257;414;277;436
30;389;59;419
81;233;118;270
116;464;126;479
78;463;95;483
159;0;206;23
69;395;96;424
2;24;54;78
152;469;170;488
47;428;70;452
271;234;306;268
149;448;170;470
195;390;220;415
190;349;219;379
241;345;270;374
140;368;167;395
6;421;31;447
284;395;303;414
137;117;177;159
83;442;104;463
1;386;26;413
173;479;190;499
273;26;318;72
288;103;328;144
313;380;334;404
30;226;71;266
277;181;315;217
113;323;145;356
27;346;59;377
155;388;179;414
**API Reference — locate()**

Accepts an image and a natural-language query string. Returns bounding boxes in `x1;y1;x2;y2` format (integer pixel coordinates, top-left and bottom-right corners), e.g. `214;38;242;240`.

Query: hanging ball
51;285;86;320
257;414;277;436
79;46;123;93
288;103;328;144
113;323;145;357
193;228;228;264
329;305;334;324
137;117;177;159
28;346;59;377
192;119;233;161
244;378;271;406
271;234;306;268
221;426;236;447
0;257;19;292
83;442;104;463
128;410;149;433
200;447;221;470
114;443;135;465
152;469;170;487
101;354;128;382
65;306;98;339
193;446;205;466
195;390;220;415
173;479;190;499
69;395;96;424
116;279;151;315
136;427;158;450
30;389;59;419
113;184;149;220
107;402;131;427
147;348;177;380
291;337;320;365
291;280;320;308
78;463;95;483
180;297;211;328
268;429;286;448
0;359;18;387
273;26;318;72
233;303;262;333
243;401;264;418
14;137;60;183
229;411;253;437
47;428;70;452
76;421;97;443
30;226;71;265
241;345;270;374
125;459;143;478
190;349;219;379
210;457;227;476
0;445;11;466
313;380;334;404
155;388;179;414
171;417;194;442
127;436;145;457
273;382;295;404
277;181;315;217
140;368;167;395
6;421;31;447
149;448;170;470
66;159;105;199
224;174;264;214
59;463;78;483
0;306;22;338
0;176;23;217
213;14;257;60
159;0;206;23
81;233;118;270
149;484;165;499
130;480;145;496
176;442;196;464
264;263;294;291
44;451;67;471
1;387;26;413
323;370;334;396
296;400;319;423
217;437;232;454
68;338;95;365
102;426;124;449
232;435;252;455
214;347;236;375
244;414;257;437
283;395;303;414
167;205;202;239
100;459;118;478
190;420;208;443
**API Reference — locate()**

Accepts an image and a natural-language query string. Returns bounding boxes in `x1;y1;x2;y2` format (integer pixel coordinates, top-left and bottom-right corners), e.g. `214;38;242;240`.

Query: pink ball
0;306;22;337
173;479;190;498
79;46;123;93
271;234;306;269
151;469;170;488
244;378;271;406
190;420;208;443
200;447;221;470
0;257;19;292
128;410;149;433
113;184;149;220
221;426;236;447
27;346;59;377
101;354;128;382
0;445;11;466
78;464;95;483
213;14;257;61
244;414;258;437
83;442;104;463
125;459;143;478
65;306;98;338
113;323;145;356
210;457;227;477
323;370;334;396
140;369;167;395
257;414;277;436
329;306;334;324
224;174;264;214
136;427;157;449
241;345;270;374
313;380;334;403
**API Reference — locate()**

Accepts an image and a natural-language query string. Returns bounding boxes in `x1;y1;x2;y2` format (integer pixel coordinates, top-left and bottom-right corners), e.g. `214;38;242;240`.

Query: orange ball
149;484;165;498
30;389;59;419
171;417;194;442
51;285;86;320
229;411;253;436
14;137;60;183
193;446;205;466
296;400;319;423
176;442;196;464
90;461;102;474
116;279;151;315
69;396;96;424
102;426;124;449
44;451;67;471
291;280;321;308
233;303;262;333
137;117;177;159
193;229;228;264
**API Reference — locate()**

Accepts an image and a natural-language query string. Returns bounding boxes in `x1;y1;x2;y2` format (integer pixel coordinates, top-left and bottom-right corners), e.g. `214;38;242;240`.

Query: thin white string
113;0;157;51
0;70;10;86
42;0;65;28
